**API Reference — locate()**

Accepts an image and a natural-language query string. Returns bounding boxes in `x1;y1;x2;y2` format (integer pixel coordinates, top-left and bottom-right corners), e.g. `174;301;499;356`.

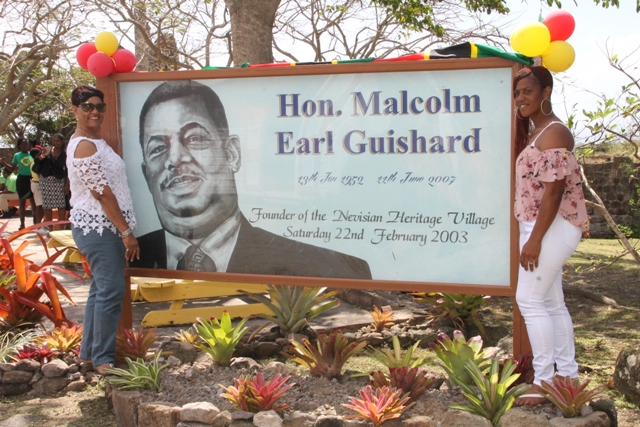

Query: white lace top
67;136;137;235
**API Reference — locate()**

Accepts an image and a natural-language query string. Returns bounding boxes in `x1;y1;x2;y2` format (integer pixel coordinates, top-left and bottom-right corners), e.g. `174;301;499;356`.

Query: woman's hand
123;234;140;262
520;237;541;271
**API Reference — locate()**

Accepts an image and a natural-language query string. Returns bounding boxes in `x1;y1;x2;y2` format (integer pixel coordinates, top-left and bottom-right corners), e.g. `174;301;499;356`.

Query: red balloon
87;52;115;78
76;43;98;70
112;48;137;73
543;10;575;42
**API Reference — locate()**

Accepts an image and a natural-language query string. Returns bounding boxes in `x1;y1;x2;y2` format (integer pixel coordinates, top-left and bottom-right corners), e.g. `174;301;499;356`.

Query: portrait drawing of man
131;80;371;280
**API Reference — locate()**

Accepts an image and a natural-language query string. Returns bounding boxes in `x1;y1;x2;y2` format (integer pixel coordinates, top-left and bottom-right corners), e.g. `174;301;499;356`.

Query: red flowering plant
343;385;414;427
219;372;294;413
15;342;60;364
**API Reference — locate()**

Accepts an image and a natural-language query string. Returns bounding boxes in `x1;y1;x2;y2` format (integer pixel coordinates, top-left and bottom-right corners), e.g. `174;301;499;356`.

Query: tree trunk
225;0;280;65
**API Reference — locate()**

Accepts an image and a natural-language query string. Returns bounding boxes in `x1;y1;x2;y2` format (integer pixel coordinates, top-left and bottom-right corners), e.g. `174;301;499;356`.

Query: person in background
0;137;36;230
511;66;589;406
29;147;45;225
67;85;139;375
35;133;68;229
0;168;19;218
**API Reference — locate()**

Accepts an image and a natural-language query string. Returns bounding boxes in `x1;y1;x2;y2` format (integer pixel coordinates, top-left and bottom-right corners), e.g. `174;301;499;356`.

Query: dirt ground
0;238;638;427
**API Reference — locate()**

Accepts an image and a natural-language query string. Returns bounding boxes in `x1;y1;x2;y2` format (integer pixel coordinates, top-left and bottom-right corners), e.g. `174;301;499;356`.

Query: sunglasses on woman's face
79;102;107;113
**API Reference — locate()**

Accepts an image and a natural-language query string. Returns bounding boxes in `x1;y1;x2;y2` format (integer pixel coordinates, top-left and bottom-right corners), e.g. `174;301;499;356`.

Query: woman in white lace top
67;85;139;375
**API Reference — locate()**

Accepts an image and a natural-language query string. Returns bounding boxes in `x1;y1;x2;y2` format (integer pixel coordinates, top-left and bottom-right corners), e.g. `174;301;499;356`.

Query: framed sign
99;58;520;296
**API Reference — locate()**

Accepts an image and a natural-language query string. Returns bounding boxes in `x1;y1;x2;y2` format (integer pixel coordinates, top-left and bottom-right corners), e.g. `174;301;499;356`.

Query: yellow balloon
542;41;575;73
95;31;119;56
509;26;524;53
515;22;551;57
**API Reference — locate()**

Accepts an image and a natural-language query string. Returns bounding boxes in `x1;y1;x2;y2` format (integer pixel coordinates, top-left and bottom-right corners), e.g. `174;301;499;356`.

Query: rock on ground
614;344;640;406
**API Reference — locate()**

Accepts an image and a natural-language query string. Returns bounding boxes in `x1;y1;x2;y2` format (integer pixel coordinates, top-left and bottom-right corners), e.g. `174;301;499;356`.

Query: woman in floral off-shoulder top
511;67;588;406
67;85;140;376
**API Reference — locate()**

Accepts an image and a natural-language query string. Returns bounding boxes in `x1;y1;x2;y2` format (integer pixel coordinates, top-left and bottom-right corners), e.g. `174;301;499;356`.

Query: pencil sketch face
141;96;240;238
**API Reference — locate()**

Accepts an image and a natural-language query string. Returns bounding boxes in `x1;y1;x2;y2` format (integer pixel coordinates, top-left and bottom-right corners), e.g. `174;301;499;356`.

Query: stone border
107;385;613;427
0;356;92;397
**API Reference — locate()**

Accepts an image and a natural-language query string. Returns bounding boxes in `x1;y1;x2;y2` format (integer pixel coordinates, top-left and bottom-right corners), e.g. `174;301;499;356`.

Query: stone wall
0;356;90;397
582;156;640;238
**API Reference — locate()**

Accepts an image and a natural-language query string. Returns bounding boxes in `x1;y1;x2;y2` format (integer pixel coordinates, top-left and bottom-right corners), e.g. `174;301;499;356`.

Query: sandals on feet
514;385;548;406
95;363;115;376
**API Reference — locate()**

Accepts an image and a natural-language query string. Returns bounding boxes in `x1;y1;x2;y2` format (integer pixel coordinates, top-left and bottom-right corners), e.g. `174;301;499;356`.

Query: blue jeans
73;227;126;366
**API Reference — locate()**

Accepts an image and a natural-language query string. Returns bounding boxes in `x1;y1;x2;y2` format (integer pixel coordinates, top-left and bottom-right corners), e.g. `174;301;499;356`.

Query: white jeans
516;214;582;385
0;192;19;212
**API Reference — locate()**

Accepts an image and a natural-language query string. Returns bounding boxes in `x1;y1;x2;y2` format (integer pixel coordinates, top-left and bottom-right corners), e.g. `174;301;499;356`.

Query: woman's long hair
513;66;554;156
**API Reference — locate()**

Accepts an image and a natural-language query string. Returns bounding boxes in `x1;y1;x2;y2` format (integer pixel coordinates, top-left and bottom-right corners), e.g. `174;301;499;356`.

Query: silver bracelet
120;228;133;238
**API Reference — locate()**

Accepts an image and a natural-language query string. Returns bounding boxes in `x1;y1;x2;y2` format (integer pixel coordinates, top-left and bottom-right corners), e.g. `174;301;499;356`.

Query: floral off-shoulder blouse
514;145;589;233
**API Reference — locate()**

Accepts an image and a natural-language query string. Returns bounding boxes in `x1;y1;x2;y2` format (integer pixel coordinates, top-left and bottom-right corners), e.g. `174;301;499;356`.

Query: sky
503;0;640;140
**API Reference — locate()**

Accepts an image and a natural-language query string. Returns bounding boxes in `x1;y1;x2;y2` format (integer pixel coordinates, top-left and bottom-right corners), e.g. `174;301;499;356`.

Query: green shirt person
0;168;19;215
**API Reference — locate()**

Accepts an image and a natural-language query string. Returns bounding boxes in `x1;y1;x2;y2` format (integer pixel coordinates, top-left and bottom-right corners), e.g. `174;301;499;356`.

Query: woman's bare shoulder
72;139;98;159
536;122;574;151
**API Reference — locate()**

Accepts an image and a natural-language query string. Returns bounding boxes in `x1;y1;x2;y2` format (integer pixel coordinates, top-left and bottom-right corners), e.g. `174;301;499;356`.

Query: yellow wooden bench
47;230;83;263
47;230;272;328
130;277;271;327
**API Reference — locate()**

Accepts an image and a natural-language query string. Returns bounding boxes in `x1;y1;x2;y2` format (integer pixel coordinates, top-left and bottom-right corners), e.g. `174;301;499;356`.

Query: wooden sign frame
96;57;529;355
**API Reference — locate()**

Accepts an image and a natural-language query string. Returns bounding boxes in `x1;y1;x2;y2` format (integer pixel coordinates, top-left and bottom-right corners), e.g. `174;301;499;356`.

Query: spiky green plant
370;366;436;402
283;330;368;380
241;285;339;334
539;376;604;418
412;292;490;337
0;329;37;362
369;335;427;370
429;330;499;386
105;353;167;392
193;311;248;366
219;372;294;413
343;385;414;427
450;358;529;426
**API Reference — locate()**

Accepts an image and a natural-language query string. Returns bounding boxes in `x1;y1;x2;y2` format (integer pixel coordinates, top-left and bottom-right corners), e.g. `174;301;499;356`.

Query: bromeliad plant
105;353;167;392
14;342;59;363
343;385;414;427
116;327;158;361
450;358;529;427
0;329;37;362
241;285;339;335
412;292;490;337
370;366;436;403
283;330;368;380
429;330;499;386
173;327;201;346
502;351;534;388
193;311;248;367
219;372;294;413
0;222;80;330
369;335;427;370
539;376;604;418
37;322;83;353
370;306;395;332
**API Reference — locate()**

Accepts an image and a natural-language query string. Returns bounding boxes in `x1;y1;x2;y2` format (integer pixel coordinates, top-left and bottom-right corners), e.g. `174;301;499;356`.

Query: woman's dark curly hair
513;66;554;156
71;85;104;106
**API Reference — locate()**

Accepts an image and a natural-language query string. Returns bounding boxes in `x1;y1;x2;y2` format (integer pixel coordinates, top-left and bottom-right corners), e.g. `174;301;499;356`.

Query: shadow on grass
68;397;115;427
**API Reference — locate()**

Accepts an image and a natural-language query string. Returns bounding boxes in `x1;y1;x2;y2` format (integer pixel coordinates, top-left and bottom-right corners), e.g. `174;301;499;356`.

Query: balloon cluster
510;10;575;73
76;32;136;78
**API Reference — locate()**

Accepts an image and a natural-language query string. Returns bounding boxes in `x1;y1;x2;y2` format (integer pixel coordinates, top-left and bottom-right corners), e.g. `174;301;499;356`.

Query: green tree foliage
372;0;638;35
0;0;80;141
